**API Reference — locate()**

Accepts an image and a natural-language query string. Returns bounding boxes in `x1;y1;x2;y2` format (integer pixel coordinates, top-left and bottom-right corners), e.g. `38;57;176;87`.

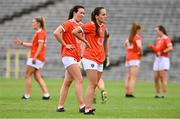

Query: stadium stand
0;0;52;22
0;0;180;80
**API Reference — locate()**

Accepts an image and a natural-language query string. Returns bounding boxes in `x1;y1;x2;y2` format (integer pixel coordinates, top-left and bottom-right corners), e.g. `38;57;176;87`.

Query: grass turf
0;79;180;118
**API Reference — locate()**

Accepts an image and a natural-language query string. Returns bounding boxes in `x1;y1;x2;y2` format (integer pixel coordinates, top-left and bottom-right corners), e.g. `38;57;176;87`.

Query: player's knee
92;82;98;89
25;71;33;78
34;77;42;82
76;77;83;84
77;81;83;86
65;80;72;87
34;74;40;80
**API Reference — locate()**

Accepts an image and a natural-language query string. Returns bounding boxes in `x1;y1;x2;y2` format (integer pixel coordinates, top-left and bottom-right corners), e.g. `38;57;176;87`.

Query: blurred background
0;0;179;81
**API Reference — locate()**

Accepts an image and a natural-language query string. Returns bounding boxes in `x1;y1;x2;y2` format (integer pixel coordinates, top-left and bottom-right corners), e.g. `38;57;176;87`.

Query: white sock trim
43;93;50;97
80;105;85;109
24;94;30;98
58;106;64;109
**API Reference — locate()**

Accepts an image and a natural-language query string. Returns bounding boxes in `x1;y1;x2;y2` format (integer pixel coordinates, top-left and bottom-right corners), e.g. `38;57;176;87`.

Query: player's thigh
67;64;83;81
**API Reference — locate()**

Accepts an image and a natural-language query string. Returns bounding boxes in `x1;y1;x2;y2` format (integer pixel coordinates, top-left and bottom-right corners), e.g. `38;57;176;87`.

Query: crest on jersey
91;64;95;68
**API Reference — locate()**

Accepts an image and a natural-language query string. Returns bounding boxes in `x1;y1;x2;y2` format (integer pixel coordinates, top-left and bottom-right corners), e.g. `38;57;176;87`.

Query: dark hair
129;23;141;44
68;5;84;19
91;7;105;36
158;25;168;35
34;16;46;30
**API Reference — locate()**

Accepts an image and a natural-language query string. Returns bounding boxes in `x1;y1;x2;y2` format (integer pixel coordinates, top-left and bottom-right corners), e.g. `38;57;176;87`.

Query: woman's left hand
15;39;23;46
32;58;36;64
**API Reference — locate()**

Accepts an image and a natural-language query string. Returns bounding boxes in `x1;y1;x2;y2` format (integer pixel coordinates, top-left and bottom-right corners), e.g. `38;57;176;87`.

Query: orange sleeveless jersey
30;29;46;62
125;34;142;61
81;21;106;64
61;19;83;61
154;35;172;57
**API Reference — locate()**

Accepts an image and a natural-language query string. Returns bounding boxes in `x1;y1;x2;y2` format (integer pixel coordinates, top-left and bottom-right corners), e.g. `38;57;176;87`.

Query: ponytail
129;23;141;44
41;16;46;31
91;7;105;36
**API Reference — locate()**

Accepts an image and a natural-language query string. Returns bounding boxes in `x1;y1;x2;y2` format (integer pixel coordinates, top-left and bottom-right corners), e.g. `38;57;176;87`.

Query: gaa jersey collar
158;35;168;41
90;21;104;27
70;19;80;25
36;28;42;33
161;35;168;39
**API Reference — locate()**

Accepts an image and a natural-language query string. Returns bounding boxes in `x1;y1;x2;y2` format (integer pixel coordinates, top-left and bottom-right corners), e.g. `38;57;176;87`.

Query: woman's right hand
84;40;91;49
15;39;23;46
65;44;75;50
148;44;153;49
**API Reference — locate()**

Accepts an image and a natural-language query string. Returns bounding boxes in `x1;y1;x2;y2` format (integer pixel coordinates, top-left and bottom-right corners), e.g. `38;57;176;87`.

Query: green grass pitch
0;79;180;118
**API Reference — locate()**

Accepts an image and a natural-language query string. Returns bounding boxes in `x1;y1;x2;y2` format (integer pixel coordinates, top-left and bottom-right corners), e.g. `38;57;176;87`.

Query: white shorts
153;56;170;71
62;56;78;69
26;58;44;69
125;60;140;68
82;58;103;72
